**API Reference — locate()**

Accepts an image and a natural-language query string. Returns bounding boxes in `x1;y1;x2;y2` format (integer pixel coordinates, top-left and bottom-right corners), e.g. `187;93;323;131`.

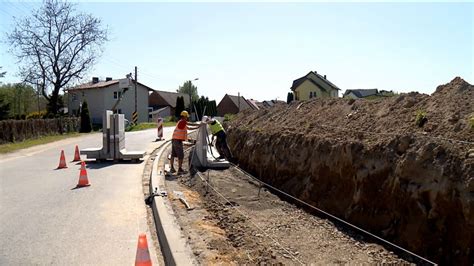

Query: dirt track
160;145;411;264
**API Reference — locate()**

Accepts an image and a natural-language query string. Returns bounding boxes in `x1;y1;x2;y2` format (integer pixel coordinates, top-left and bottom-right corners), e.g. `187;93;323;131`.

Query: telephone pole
134;66;137;115
133;66;138;124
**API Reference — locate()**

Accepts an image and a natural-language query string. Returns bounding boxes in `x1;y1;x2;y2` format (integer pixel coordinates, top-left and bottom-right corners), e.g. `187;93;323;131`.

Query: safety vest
209;120;224;135
172;119;187;140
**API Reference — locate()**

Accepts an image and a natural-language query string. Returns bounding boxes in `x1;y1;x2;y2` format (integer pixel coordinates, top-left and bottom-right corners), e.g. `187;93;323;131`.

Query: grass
126;122;176;132
0;132;82;154
415;110;427;127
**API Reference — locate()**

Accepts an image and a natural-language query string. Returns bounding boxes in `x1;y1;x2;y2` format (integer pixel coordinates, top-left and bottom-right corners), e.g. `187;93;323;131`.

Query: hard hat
202;116;209;122
180;110;189;117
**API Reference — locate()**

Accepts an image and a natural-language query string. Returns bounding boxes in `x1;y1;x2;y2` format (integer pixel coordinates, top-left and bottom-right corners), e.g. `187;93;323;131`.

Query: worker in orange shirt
170;110;201;174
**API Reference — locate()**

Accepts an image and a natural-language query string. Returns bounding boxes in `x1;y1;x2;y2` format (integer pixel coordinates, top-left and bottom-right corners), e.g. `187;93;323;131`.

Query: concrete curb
149;140;196;266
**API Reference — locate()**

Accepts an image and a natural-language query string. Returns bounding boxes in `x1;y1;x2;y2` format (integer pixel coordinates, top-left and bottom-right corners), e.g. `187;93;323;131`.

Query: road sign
132;111;138;124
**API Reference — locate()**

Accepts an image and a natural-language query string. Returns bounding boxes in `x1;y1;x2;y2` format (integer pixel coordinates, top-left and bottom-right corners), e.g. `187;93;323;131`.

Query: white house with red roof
67;77;154;125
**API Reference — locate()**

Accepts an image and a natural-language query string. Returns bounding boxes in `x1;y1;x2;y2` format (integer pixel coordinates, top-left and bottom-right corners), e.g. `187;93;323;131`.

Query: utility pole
238;92;240;111
132;66;138;124
134;66;137;115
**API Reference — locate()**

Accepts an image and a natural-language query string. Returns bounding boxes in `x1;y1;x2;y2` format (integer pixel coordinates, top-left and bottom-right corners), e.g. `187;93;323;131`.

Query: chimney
92;77;99;83
324;75;327;79
106;77;112;82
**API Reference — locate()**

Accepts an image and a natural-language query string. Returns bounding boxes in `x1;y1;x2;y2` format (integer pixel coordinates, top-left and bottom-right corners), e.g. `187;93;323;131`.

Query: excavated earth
161;145;409;264
227;77;474;265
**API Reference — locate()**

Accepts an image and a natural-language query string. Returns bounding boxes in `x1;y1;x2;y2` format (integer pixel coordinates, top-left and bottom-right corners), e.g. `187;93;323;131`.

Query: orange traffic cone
73;145;81;162
80;160;86;170
135;234;152;266
57;150;68;169
76;165;90;188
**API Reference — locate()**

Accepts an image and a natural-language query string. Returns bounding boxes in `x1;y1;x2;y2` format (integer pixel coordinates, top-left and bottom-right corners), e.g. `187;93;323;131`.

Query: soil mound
227;77;474;264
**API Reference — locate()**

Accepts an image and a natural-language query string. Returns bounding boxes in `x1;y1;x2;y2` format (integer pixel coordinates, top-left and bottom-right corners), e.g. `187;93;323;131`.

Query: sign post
156;117;163;141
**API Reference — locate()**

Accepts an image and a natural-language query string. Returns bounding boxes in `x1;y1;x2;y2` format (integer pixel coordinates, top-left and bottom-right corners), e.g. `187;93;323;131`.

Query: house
262;99;286;108
67;77;153;125
343;89;379;99
246;99;260;110
290;71;340;100
217;94;256;116
149;90;190;117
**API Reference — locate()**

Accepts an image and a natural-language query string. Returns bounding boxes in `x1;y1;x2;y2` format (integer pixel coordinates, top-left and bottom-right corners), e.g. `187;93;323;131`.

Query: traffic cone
135;234;152;266
57;150;67;169
73;145;81;162
76;165;90;188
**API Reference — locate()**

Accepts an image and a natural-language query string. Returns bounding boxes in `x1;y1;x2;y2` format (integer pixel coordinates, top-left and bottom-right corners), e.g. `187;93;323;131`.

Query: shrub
224;113;235;122
80;101;92;133
26;111;47;119
415;110;428;127
165;116;176;122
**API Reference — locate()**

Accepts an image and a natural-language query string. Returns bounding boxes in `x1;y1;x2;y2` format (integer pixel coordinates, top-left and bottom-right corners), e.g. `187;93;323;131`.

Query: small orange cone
57;150;67;169
76;165;90;188
73;145;81;162
135;234;152;266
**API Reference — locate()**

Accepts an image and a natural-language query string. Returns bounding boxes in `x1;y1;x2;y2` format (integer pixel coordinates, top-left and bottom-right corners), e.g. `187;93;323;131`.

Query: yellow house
290;71;340;100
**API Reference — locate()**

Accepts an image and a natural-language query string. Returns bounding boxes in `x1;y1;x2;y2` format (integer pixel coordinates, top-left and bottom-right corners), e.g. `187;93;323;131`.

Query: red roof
68;79;154;91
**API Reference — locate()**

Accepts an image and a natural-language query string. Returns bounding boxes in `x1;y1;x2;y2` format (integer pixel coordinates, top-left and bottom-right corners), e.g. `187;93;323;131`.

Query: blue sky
0;1;472;102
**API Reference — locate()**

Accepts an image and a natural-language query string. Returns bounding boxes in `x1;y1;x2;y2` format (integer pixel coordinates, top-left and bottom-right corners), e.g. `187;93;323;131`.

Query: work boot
170;167;176;173
177;168;187;175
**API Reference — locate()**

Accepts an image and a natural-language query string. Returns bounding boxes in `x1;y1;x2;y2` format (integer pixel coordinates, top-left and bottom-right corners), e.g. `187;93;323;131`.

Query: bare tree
0;67;6;80
7;0;108;114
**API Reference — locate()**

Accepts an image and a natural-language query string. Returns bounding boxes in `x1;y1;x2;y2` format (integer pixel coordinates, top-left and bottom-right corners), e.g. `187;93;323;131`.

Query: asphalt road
0;127;174;265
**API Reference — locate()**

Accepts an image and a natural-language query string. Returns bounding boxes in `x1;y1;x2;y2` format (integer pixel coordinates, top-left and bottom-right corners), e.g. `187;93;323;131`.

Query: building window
113;91;122;99
309;92;313;98
72;94;77;102
313;91;317;98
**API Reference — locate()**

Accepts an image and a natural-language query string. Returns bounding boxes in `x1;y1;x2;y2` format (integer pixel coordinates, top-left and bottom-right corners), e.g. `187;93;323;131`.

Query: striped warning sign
132;111;138;124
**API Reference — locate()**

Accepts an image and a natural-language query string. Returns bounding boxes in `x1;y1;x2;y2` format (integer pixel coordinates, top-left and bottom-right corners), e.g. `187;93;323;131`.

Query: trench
227;126;474;265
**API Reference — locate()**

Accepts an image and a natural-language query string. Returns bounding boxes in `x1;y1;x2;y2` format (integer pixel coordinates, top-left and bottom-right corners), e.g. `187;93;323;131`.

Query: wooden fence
0;118;80;144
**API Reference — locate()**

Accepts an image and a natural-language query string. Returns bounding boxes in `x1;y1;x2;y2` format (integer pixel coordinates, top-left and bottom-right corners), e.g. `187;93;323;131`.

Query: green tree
287;92;294;104
0;94;11;120
175;96;185;118
80;100;92;133
7;0;108;115
208;100;217;116
0;66;6;82
0;83;37;118
178;81;199;105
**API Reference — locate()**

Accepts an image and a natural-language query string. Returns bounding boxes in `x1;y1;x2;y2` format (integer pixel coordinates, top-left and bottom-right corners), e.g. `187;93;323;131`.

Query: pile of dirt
227;77;474;264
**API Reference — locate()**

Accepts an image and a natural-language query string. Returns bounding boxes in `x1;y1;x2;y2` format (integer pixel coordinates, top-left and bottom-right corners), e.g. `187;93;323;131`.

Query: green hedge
0;118;80;144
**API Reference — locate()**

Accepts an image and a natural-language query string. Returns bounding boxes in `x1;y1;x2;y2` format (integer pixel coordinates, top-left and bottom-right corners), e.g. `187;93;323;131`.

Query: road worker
170;110;200;174
204;116;233;160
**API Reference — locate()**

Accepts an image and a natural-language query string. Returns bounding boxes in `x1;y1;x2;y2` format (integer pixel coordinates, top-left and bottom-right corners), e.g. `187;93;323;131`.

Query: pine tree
80;100;92;133
287;92;294;104
175;96;185;118
0;94;11;120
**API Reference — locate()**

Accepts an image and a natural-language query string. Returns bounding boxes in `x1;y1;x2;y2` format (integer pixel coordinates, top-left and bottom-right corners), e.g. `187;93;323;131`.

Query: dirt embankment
227;77;474;264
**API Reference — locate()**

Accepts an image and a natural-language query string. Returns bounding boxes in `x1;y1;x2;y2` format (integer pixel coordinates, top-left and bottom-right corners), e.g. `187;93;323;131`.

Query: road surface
0;127;174;265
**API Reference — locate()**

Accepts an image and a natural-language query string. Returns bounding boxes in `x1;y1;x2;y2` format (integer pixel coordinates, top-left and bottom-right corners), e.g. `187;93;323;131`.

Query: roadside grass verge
126;122;175;132
0;132;83;154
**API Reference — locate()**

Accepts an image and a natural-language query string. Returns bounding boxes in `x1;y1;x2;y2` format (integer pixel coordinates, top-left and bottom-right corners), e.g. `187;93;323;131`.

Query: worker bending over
204;116;233;160
171;111;200;174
